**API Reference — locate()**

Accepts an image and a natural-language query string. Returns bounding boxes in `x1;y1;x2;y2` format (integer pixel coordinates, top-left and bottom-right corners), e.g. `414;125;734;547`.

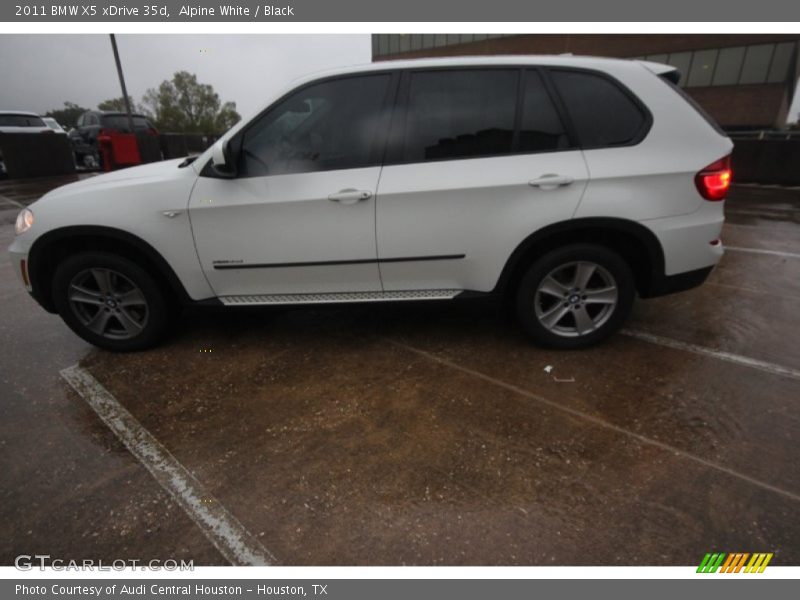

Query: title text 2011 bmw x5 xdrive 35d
9;56;732;351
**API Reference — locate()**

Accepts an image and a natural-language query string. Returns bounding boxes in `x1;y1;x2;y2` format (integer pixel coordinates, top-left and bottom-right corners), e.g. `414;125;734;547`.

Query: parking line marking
60;364;276;566
725;246;800;259
387;339;800;504
622;329;800;382
706;281;800;303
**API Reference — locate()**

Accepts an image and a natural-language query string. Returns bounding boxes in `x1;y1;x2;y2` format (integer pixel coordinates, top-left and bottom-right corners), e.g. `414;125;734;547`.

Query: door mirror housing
209;138;237;178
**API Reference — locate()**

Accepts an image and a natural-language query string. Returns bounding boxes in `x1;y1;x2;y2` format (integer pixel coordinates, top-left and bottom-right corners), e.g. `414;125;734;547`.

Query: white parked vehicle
0;111;55;177
8;56;732;351
41;117;68;135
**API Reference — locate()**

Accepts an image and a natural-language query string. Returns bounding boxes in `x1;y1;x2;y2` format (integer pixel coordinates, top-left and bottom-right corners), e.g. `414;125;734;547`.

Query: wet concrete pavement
1;177;799;565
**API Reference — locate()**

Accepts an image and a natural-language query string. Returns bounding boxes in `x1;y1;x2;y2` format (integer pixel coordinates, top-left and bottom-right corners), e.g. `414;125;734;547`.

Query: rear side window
520;71;571;152
0;114;46;127
550;70;648;148
402;69;517;162
101;115;152;131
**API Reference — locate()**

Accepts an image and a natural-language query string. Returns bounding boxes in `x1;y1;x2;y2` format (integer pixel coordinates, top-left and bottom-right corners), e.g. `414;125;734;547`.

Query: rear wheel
52;252;171;351
515;244;635;348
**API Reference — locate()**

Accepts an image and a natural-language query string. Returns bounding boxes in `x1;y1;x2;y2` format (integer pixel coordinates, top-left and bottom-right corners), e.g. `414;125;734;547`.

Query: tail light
695;155;732;201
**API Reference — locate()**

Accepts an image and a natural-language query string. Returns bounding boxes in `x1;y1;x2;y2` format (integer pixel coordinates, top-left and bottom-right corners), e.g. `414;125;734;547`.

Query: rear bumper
641;265;714;298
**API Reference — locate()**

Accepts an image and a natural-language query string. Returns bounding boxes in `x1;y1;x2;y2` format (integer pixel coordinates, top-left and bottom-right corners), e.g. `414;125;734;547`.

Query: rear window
519;70;572;152
550;70;648;148
101;115;152;131
402;69;518;162
0;114;46;127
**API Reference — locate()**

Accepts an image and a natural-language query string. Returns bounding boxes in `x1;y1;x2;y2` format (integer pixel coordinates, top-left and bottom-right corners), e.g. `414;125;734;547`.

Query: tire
52;252;172;351
515;244;635;349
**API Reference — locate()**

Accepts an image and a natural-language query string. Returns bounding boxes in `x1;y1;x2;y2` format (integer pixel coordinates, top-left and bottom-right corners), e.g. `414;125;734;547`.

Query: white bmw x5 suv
9;56;732;351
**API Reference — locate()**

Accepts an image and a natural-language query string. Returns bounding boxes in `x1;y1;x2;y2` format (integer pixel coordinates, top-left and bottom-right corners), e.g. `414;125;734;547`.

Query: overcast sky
0;34;371;119
1;34;798;124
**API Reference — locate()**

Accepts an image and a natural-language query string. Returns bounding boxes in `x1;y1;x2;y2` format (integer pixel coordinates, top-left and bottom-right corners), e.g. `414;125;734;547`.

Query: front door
189;73;394;298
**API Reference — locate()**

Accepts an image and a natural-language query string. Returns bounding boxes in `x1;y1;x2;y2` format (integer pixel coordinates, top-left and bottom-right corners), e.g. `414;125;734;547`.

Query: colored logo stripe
697;552;773;573
697;553;726;573
745;553;773;573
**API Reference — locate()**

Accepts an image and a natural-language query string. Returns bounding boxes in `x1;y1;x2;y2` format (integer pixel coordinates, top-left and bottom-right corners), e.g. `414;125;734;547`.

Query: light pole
109;34;135;133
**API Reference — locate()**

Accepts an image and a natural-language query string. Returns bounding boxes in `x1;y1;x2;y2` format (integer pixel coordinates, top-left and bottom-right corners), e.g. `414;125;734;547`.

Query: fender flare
493;217;666;295
27;225;192;312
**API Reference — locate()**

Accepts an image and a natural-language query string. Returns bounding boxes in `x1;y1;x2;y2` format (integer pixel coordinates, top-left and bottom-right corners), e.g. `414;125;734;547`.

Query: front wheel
52;252;171;351
515;244;635;349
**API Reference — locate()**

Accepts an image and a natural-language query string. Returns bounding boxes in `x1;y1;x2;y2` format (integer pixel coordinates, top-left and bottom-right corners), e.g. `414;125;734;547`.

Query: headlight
15;208;34;235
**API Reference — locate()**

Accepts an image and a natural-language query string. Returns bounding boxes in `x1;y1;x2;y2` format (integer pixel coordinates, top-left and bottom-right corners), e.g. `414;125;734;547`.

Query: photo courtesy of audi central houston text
1;33;799;567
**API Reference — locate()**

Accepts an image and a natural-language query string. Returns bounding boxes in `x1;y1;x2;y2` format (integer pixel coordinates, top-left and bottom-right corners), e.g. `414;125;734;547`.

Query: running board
218;289;462;306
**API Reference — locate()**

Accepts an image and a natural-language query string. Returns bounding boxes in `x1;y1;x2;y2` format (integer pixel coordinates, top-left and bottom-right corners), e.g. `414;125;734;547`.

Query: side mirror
209;139;236;179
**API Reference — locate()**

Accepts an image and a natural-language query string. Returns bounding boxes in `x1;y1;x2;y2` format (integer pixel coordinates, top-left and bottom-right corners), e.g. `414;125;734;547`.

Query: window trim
543;66;653;150
383;65;579;167
206;70;401;179
204;64;654;177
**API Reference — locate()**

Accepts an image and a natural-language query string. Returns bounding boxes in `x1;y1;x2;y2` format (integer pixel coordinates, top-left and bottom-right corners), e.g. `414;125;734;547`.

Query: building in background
372;35;800;130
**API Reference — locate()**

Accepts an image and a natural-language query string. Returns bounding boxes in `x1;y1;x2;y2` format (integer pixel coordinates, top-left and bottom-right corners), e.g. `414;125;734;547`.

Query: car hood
46;158;189;195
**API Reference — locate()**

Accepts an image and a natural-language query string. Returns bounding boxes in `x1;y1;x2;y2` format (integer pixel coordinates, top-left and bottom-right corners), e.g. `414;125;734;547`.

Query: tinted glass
101;115;151;131
687;49;718;87
0;114;46;127
712;46;746;86
550;70;647;148
519;71;570;152
239;74;391;177
740;44;774;84
767;42;796;83
402;69;517;162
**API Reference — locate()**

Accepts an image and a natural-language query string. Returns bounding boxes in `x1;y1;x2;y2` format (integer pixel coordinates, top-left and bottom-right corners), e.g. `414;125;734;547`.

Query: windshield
0;114;46;127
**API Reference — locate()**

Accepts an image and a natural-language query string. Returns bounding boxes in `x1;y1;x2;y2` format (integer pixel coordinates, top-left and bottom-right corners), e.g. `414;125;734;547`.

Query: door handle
328;189;372;205
528;174;574;190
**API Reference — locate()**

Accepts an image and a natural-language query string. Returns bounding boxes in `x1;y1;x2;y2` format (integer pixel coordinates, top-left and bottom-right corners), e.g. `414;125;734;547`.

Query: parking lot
1;176;799;566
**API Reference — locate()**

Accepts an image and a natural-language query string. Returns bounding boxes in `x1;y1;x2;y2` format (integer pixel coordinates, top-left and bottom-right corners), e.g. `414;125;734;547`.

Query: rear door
375;68;589;293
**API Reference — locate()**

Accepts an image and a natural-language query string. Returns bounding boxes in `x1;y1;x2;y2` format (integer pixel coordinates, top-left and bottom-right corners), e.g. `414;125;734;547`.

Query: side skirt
218;289;465;306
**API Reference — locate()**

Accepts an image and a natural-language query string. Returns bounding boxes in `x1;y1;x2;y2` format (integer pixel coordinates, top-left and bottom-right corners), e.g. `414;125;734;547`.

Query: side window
520;71;571;152
77;115;85;127
89;114;99;126
401;69;517;162
550;70;648;148
238;74;391;177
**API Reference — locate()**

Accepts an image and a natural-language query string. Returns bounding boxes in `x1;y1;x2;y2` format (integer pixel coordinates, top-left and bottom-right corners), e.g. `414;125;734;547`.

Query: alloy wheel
67;268;149;340
533;261;618;338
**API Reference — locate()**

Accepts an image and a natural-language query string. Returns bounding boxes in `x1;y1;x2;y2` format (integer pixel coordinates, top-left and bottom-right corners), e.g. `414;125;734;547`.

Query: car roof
0;110;42;117
98;111;149;118
297;54;650;80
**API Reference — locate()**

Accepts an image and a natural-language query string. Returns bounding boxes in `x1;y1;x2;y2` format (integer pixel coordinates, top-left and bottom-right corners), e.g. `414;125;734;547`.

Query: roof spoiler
636;60;681;85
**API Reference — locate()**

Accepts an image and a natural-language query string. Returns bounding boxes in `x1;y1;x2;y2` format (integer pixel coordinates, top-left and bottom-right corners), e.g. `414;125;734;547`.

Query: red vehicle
69;110;159;170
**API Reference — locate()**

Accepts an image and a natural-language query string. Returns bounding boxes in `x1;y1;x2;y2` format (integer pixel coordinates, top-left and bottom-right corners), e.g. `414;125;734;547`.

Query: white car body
41;117;67;135
0;110;51;134
8;56;732;349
